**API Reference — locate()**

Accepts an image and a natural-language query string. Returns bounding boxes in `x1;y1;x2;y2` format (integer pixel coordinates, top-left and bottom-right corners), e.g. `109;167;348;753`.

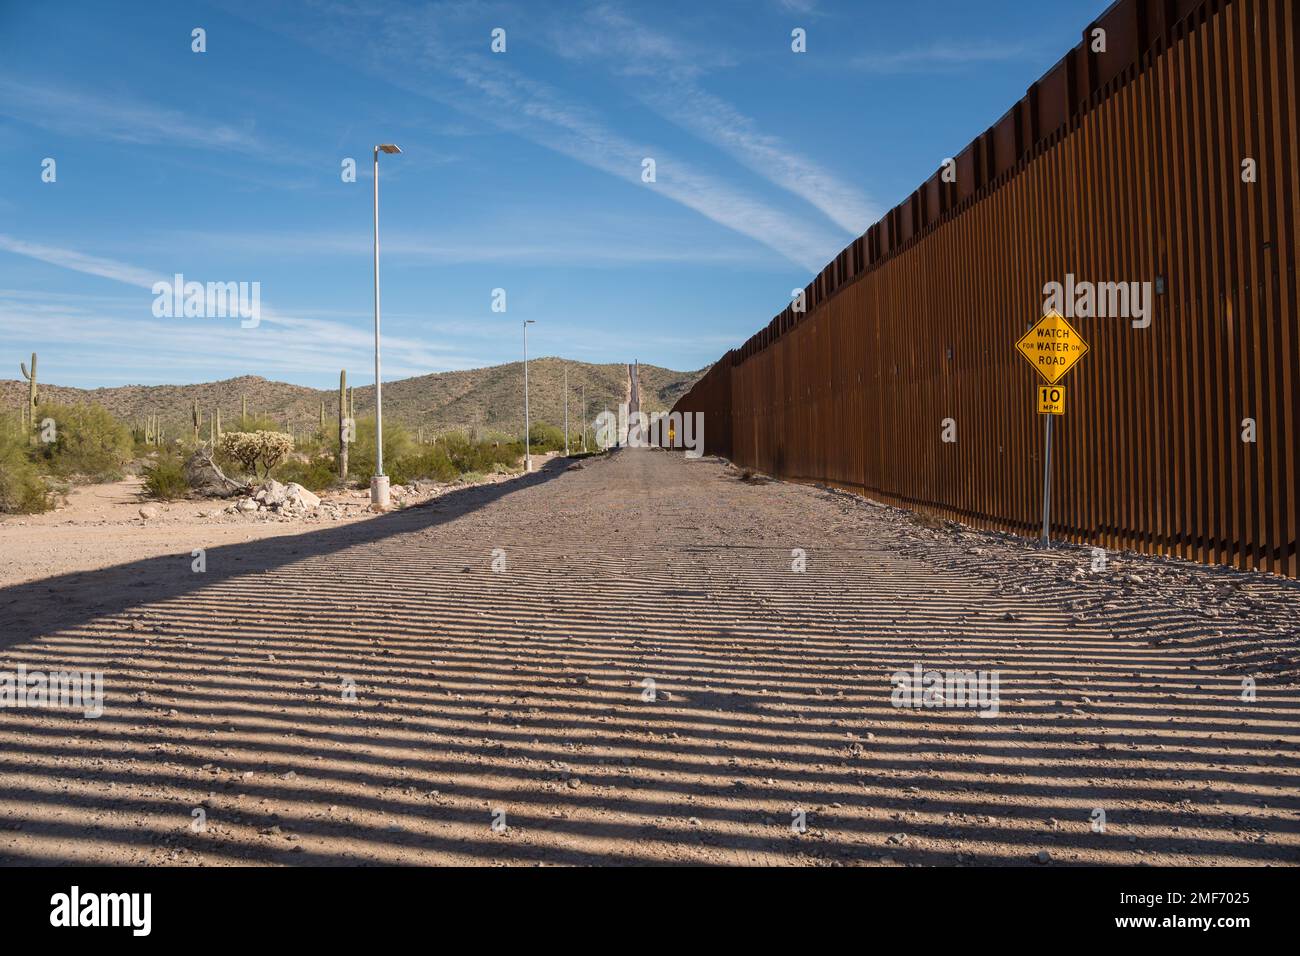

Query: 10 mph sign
1037;385;1065;415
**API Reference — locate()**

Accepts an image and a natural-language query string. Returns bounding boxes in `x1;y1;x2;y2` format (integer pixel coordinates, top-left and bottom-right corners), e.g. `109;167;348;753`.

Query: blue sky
0;0;1105;388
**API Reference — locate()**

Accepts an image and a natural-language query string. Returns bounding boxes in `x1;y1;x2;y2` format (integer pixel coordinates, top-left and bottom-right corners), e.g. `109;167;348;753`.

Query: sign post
1015;311;1088;549
1041;414;1053;547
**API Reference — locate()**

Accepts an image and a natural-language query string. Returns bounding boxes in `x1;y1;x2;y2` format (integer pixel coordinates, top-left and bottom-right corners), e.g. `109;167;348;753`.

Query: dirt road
1;450;1297;865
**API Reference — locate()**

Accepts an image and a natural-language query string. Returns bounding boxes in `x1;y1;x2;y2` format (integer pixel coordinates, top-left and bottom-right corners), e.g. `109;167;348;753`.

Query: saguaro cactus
338;369;349;479
215;406;222;440
319;399;326;434
19;352;37;443
191;400;202;444
241;394;248;428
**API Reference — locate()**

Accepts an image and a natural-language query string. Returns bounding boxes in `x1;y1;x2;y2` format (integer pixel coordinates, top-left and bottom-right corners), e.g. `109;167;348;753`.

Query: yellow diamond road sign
1016;310;1089;384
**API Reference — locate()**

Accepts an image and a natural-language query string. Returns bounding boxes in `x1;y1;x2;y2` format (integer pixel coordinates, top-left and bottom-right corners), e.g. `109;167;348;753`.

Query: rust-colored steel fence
674;0;1298;577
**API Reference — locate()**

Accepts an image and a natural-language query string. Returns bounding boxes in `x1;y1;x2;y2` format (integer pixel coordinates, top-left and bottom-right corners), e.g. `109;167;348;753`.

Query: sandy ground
0;449;1296;866
0;458;560;586
0;479;374;586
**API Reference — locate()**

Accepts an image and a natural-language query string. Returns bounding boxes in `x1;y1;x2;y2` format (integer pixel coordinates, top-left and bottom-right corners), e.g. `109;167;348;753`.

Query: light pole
563;366;569;456
580;383;586;451
371;142;401;510
523;319;536;472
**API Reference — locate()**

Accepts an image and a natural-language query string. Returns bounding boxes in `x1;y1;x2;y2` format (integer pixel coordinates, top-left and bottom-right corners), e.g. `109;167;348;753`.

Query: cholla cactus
219;430;293;478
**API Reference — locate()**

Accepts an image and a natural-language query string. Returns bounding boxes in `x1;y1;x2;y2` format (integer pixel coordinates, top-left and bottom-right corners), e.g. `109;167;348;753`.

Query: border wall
673;0;1298;577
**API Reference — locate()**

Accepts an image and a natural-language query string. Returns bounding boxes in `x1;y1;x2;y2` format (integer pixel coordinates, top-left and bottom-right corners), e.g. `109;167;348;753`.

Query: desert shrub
438;431;521;474
234;414;283;433
33;402;133;481
0;416;51;513
389;445;458;485
294;432;328;459
142;451;189;500
274;455;338;492
219;431;294;478
526;421;566;454
346;417;414;482
134;428;179;457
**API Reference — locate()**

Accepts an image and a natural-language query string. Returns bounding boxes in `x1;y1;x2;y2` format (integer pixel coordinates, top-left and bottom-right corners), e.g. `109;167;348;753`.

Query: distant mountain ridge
0;359;705;439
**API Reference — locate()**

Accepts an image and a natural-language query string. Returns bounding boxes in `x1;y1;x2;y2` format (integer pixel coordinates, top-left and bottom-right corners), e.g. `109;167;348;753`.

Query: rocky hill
0;359;704;440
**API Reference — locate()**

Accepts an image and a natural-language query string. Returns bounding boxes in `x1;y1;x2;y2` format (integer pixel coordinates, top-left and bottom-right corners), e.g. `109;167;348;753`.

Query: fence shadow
0;451;1296;866
0;458;572;652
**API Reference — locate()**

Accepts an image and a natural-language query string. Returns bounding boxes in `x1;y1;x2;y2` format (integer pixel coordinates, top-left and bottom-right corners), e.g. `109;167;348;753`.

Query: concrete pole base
370;474;390;511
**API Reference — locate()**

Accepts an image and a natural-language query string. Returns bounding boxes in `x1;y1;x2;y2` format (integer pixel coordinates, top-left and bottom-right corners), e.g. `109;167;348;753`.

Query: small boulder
284;483;321;509
138;506;159;520
256;479;288;507
236;498;258;513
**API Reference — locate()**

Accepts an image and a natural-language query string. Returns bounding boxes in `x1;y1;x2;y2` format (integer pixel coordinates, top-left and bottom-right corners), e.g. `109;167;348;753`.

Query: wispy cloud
0;234;478;380
551;5;878;236
773;0;821;14
435;64;844;271
0;297;482;384
0;76;265;154
853;41;1040;74
0;235;162;288
163;222;781;267
235;1;848;272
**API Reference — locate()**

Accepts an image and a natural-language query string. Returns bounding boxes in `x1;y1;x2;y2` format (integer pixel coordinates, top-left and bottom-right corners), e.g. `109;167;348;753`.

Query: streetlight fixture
371;142;401;510
523;319;536;472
